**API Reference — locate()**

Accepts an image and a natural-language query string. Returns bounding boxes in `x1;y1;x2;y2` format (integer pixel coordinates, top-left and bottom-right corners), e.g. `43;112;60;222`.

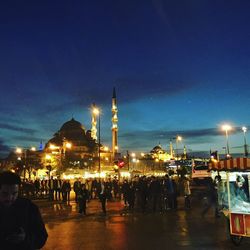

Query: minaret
91;103;97;140
169;140;174;159
112;87;118;159
183;145;187;159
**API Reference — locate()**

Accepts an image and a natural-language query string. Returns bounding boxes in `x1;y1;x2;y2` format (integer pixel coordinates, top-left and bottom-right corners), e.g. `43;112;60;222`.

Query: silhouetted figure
78;184;89;215
201;178;220;218
0;171;48;249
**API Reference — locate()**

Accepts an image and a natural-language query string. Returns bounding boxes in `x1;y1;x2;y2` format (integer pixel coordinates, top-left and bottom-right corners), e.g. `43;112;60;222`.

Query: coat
0;197;48;250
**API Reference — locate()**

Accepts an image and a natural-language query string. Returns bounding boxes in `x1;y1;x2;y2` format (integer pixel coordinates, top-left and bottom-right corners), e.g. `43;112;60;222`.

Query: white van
191;158;211;180
192;164;211;179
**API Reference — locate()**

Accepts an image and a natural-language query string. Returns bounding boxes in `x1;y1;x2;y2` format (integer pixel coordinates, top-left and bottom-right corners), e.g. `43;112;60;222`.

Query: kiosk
209;158;250;245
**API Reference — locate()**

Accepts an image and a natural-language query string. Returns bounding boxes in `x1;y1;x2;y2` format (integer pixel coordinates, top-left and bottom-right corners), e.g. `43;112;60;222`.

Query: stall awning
209;158;250;171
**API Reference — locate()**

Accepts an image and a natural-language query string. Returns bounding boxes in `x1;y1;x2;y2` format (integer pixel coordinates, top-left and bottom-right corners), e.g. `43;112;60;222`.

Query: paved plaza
37;197;250;250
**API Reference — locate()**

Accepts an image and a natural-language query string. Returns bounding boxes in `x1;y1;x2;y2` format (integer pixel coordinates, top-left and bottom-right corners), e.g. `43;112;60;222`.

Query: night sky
1;1;250;158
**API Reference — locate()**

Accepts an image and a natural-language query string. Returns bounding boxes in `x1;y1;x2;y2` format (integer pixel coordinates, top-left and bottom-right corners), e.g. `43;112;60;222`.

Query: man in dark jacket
0;171;48;250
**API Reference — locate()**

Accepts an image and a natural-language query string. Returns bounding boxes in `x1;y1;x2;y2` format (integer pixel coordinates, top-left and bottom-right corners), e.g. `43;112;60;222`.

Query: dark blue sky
1;1;250;157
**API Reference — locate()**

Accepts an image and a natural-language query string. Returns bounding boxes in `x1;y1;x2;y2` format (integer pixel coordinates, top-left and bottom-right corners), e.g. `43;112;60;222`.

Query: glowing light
16;148;22;154
65;142;72;149
242;126;247;133
222;124;232;132
92;107;99;115
104;146;109;151
31;147;36;151
131;153;136;157
176;136;182;141
120;172;131;177
45;154;52;160
141;153;145;157
49;144;58;150
99;172;106;178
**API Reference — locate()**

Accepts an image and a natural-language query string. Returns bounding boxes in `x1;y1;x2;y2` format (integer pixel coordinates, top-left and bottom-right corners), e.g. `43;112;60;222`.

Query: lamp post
127;150;130;172
93;107;101;176
222;124;232;158
242;126;248;157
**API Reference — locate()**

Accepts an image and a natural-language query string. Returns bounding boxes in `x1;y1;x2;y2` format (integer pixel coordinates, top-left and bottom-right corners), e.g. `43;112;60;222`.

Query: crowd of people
19;174;192;215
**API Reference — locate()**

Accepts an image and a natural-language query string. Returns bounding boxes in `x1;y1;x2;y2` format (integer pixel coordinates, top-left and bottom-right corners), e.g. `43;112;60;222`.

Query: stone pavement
36;198;250;250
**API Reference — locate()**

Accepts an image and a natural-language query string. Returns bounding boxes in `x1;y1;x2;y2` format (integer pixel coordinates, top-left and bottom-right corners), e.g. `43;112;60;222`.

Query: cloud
0;139;10;158
118;127;224;150
40;75;198;113
1;74;197;126
0;123;37;134
120;127;218;140
118;126;250;153
10;135;44;143
120;126;246;142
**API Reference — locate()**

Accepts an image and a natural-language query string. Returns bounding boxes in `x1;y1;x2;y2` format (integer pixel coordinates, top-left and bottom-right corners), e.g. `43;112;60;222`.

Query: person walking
78;184;89;215
149;176;161;212
183;177;191;209
201;178;220;218
121;180;130;207
73;179;81;202
98;180;108;215
164;174;178;210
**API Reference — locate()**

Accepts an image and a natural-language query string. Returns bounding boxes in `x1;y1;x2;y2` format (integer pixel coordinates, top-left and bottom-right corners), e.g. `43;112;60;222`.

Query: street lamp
93;106;101;176
222;124;232;158
242;126;248;157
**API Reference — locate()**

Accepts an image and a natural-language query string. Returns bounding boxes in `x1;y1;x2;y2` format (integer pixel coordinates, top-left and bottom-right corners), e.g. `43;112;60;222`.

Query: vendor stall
209;158;250;245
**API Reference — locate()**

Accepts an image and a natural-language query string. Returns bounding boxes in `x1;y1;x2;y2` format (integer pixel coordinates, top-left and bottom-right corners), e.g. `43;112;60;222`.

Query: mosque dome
60;118;85;133
150;144;165;154
58;118;88;145
46;118;96;149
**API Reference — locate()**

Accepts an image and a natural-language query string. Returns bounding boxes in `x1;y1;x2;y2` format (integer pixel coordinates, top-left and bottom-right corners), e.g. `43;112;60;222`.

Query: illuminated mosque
42;88;119;173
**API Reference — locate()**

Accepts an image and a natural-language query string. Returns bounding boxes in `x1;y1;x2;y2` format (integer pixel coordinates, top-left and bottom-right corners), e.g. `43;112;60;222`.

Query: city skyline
1;1;250;157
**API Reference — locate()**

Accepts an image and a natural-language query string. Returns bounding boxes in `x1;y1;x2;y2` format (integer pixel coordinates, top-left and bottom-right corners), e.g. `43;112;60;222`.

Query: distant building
150;144;172;161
